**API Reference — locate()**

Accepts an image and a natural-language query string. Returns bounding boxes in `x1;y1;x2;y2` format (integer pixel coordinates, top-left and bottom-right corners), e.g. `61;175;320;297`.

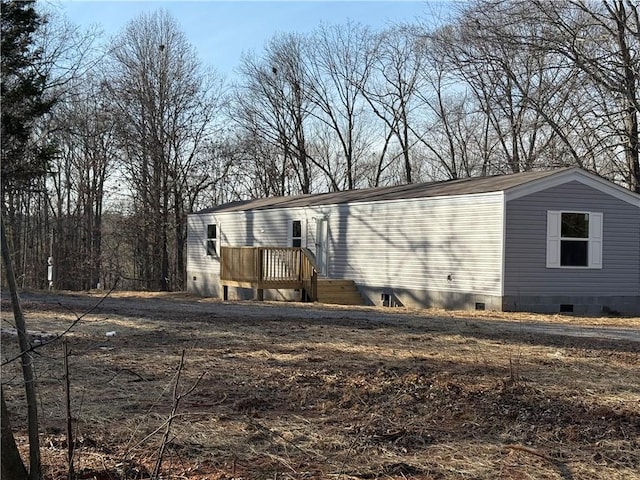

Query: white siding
187;213;218;274
187;208;311;277
324;193;504;296
217;208;308;247
188;193;504;297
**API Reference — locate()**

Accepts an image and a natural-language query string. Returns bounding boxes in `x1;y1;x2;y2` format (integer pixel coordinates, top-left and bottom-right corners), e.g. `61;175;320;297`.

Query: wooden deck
220;246;317;301
220;246;365;305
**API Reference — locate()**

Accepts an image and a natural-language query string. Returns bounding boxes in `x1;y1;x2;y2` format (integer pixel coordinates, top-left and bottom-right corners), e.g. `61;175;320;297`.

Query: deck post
256;288;264;301
223;285;228;301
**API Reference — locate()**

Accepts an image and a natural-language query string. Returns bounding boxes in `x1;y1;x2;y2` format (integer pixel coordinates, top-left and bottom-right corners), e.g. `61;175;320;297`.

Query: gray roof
197;168;571;214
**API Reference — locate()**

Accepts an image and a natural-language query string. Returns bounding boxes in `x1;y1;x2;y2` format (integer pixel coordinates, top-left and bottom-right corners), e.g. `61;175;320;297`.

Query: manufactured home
187;168;640;314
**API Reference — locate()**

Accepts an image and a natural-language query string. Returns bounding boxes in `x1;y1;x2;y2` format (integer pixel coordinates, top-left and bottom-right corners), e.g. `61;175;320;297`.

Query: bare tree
528;0;639;191
233;33;315;195
106;9;223;290
361;25;425;184
1;1;58;476
2;0;102;292
46;76;115;290
305;22;378;190
426;0;638;189
428;1;574;174
411;38;490;180
215;130;287;200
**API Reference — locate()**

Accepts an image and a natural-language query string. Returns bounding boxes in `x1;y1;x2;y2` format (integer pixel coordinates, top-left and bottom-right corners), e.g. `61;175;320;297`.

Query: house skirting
188;273;640;315
502;295;640;316
188;272;222;298
357;286;503;312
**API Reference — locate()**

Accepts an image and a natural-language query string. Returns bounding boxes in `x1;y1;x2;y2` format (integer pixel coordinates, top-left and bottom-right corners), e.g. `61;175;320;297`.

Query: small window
206;224;217;256
547;211;602;269
291;220;302;247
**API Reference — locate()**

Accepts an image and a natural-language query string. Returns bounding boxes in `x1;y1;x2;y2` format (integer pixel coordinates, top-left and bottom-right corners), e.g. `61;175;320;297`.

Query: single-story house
187;167;640;314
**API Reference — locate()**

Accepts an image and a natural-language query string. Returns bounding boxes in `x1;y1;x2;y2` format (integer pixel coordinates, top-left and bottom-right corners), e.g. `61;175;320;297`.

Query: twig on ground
503;444;552;460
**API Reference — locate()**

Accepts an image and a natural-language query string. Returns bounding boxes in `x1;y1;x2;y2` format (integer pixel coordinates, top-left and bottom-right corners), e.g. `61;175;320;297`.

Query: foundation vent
560;304;574;313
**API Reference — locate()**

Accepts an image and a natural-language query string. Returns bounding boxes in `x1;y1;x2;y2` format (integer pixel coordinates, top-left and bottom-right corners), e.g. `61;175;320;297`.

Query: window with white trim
206;224;217;256
546;211;602;268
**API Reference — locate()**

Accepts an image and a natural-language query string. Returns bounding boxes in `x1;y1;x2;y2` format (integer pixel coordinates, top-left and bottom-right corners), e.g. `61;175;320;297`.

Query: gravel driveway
10;289;640;344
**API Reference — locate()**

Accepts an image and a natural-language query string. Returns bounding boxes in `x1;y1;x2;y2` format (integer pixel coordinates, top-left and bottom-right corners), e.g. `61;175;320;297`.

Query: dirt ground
1;290;639;480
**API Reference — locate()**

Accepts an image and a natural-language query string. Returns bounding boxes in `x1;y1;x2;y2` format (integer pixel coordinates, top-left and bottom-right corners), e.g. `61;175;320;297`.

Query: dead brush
3;292;639;480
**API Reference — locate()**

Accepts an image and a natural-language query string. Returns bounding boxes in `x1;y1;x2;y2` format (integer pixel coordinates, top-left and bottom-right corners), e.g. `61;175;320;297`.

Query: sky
51;0;455;78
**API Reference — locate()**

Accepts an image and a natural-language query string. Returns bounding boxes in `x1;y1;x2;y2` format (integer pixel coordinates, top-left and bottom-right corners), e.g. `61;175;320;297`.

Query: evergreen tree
1;0;55;195
1;2;55;479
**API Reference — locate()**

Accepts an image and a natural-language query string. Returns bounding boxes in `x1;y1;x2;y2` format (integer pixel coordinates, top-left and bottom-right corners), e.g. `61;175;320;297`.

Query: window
291;220;302;247
546;211;602;268
206;224;217;256
560;213;589;266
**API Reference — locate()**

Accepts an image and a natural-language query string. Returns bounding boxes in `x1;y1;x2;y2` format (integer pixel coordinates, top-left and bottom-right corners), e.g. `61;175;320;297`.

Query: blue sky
53;1;454;78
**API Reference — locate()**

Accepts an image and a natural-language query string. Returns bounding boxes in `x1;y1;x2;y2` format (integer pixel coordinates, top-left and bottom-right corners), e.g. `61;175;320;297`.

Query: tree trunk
1;215;42;480
613;0;640;192
1;387;28;480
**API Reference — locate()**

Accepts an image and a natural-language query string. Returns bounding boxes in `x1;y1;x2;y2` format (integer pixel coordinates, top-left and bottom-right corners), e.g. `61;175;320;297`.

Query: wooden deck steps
316;279;364;305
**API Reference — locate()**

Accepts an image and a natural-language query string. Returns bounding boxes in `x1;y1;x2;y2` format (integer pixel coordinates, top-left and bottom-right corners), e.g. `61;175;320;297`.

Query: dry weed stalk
151;349;206;479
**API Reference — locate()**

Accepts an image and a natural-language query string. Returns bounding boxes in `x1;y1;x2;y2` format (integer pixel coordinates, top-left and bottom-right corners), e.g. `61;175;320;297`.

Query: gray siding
504;181;640;297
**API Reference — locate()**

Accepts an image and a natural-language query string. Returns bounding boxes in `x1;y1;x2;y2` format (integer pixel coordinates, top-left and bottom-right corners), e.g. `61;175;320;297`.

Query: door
315;217;328;276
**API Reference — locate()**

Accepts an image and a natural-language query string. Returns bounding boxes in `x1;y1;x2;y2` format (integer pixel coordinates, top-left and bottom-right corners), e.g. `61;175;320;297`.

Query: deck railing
220;246;317;301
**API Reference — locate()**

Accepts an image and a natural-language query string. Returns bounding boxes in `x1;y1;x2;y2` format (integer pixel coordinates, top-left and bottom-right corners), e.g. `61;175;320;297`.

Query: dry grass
1;290;638;480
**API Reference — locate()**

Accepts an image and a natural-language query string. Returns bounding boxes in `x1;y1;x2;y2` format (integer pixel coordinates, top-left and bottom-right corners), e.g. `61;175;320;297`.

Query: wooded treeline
3;0;639;293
